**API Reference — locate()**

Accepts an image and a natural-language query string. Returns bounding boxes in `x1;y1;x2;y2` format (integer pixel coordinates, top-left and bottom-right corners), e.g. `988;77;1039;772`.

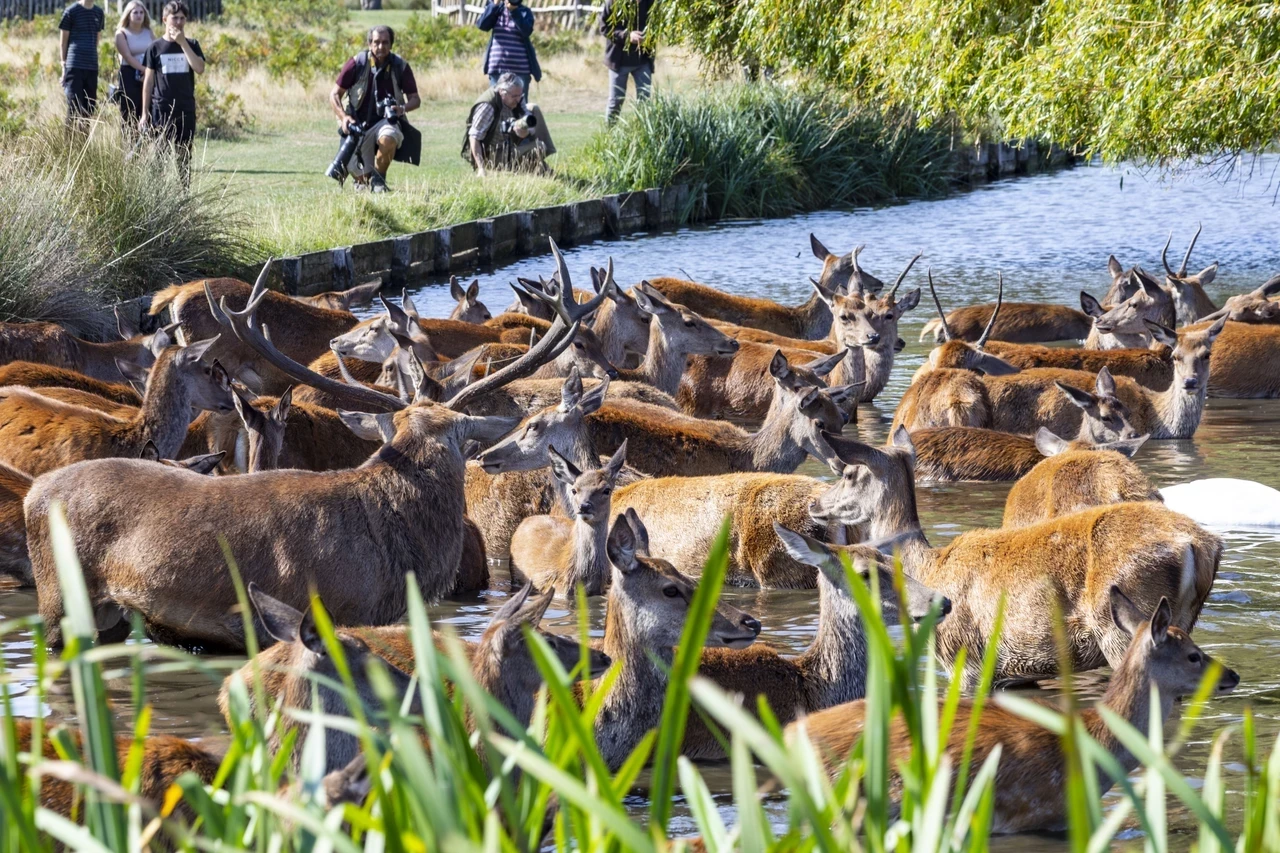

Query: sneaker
370;171;389;193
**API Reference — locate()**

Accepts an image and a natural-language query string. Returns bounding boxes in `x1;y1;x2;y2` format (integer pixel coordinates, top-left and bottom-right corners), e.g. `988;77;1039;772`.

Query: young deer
28;246;603;650
795;588;1239;834
820;258;922;402
1083;276;1173;350
0;310;172;382
1003;430;1159;527
809;429;1221;686
448;277;492;324
0;336;232;476
612;282;739;395
680;524;949;761
0;361;143;405
509;442;628;596
595;513;761;770
231;384;293;473
1160;225;1220;324
678;343;854;420
1182;318;1280;398
293;280;382;312
910;426;1148;483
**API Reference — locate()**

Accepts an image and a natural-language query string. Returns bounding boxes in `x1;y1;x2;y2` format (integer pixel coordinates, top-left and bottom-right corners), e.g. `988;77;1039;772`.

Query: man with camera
462;72;554;177
328;25;421;192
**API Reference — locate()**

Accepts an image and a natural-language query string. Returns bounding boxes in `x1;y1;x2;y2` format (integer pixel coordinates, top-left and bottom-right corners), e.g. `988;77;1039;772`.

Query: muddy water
3;159;1279;847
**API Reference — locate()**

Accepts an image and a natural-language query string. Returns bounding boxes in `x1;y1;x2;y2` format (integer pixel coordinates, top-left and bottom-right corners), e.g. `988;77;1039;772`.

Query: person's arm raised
175;34;205;74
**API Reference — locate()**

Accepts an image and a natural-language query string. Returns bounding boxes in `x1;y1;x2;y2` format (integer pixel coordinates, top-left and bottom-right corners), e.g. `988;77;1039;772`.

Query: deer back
1185;320;1280;398
0;361;143;405
892;369;991;432
1003;449;1160;528
643;276;818;339
922;302;1091;344
677;342;837;420
984;341;1173;390
910;427;1046;482
0;322;82;372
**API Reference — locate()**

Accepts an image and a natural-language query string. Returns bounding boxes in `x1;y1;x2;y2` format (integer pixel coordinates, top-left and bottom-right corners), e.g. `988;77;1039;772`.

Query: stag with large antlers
26;244;605;652
1161;224;1221;324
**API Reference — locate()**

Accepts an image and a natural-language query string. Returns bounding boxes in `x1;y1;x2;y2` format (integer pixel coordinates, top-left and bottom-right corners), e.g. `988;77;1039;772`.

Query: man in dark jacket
599;0;653;122
477;0;541;98
462;72;554;177
329;25;422;192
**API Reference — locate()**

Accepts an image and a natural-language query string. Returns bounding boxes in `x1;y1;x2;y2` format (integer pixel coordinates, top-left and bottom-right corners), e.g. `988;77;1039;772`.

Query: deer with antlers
1160;224;1220;324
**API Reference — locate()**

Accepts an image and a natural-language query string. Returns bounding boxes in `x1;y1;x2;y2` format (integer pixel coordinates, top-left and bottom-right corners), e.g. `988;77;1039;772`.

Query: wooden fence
431;0;602;30
1;0;220;19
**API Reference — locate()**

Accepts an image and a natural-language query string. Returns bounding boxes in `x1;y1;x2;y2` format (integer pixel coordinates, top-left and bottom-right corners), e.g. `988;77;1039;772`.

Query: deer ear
804;349;846;378
774;523;840;574
139;440;161;462
176;336;220;367
467;279;481;301
450;276;465;303
298;606;327;656
1206;314;1227;343
1080;291;1104;318
1108;255;1124;280
115;357;149;386
767;349;791;380
559;366;584;411
1097;433;1149;458
338;411;397;443
891;424;915;455
604;439;627;481
248;583;306;646
1149;597;1173;647
274;386;294;422
1095;366;1117;397
624;507;650;556
547;445;581;485
1142;320;1178;347
1108;586;1145;639
115;305;140;340
810;233;832;261
896;287;921;312
1196;263;1218;286
491;582;535;624
579;376;610;415
1034;427;1071;457
974;352;1019;376
177;451;225;475
606;514;639;574
1055;381;1096;410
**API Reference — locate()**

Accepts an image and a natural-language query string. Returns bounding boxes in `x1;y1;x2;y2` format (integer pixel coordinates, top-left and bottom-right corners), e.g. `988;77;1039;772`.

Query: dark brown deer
0;361;143;405
0;310;173;382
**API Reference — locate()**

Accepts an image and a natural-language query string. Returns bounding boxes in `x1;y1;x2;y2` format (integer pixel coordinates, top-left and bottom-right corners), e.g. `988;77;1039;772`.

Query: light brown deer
1182;318;1280;398
981;335;1176;390
910;426;1148;483
587;265;652;366
0;460;32;585
1199;275;1280;325
613;282;740;395
821;259;922;402
509;442;627;596
809;429;1221;685
595;513;761;770
0;311;172;382
26;246;603;650
1160;225;1220;324
0;361;143;405
448;276;492;324
680;524;949;761
1084;275;1174;350
294;280;382;312
0;336;232;475
678;344;853;420
1003;432;1159;527
795;588;1239;833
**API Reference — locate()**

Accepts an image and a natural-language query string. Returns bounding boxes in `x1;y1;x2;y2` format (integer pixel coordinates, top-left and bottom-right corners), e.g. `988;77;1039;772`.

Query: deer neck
831;346;864;389
598;603;673;766
569;517;610;595
858;340;896;400
1082;664;1172;779
133;355;194;458
797;290;833;339
1149;379;1206;440
639;321;687;396
866;494;932;575
77;338;145;381
592;302;627;365
797;570;867;709
745;396;806;472
551;431;601;514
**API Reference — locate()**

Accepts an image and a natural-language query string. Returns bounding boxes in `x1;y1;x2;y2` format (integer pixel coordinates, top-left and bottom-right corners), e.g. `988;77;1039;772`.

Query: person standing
58;0;105;122
114;0;155;131
599;0;653;123
476;0;540;98
140;1;205;178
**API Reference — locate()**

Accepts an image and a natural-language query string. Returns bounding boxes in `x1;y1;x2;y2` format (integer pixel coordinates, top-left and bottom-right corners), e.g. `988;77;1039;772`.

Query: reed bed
1;511;1275;851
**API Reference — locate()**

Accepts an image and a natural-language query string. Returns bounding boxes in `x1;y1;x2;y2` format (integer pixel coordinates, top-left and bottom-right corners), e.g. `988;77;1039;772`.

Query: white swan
1160;478;1280;529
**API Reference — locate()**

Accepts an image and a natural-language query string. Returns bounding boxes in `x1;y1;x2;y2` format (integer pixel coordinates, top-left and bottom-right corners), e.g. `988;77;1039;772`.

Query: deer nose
937;596;952;617
739;615;762;636
604;366;620;379
865;332;881;345
578;503;593;517
1182;377;1200;391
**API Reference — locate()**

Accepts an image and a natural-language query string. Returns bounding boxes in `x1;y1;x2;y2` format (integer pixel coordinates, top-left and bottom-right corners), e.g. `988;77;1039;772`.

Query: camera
500;109;537;138
325;97;402;183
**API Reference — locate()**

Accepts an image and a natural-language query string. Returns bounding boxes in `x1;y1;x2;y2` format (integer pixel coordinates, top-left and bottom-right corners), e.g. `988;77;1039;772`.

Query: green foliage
572;83;955;219
223;0;348;30
645;0;1280;164
0;90;29;140
0;119;254;335
196;79;253;140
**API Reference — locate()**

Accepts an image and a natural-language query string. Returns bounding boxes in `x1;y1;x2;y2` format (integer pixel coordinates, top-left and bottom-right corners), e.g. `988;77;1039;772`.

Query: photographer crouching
327;25;421;192
463;72;555;177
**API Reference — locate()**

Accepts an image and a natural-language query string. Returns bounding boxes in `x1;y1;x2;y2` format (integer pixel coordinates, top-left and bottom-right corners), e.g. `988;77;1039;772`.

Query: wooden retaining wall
268;140;1073;298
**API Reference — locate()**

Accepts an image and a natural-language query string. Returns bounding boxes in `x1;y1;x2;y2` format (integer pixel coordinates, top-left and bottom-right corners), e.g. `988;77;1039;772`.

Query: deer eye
662;586;680;598
840;314;852;322
1188;652;1201;663
683;320;696;328
574;342;584;349
884;312;894;321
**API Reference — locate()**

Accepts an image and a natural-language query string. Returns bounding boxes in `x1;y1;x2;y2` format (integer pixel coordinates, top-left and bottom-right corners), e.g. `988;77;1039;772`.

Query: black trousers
153;102;197;181
63;67;98;118
118;67;145;127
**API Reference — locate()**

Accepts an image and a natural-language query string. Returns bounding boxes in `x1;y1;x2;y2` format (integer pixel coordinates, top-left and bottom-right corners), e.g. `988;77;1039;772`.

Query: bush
0;120;256;335
195;80;253;140
222;0;347;30
572;83;956;219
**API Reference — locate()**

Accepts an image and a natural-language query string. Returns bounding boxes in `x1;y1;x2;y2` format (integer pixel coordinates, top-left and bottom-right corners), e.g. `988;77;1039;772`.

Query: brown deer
0;361;143;405
709;321;838;355
0;460;32;585
509;442;628;596
919;284;1091;345
221;583;610;772
595;513;761;770
808;429;1220;686
680;524;949;761
0;311;173;382
0;336;232;475
794;588;1239;833
821;260;922;402
1084;275;1173;350
1003;432;1159;527
448;276;492;324
1199;275;1280;325
1182;318;1280;398
26;246;603;650
910;426;1148;483
678;344;853;420
587;265;652;367
294;280;382;312
1160;225;1220;324
613;282;740;395
231;384;292;473
981;335;1176;390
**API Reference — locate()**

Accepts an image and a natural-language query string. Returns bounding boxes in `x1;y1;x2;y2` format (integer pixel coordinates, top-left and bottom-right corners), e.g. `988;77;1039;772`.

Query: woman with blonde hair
114;0;155;128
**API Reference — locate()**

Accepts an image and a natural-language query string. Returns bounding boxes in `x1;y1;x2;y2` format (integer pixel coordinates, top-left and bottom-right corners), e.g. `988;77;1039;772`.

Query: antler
886;251;923;301
975;272;1003;350
850;245;865;273
926;269;953;342
205;261;406;412
1161;231;1176;277
1180;222;1201;277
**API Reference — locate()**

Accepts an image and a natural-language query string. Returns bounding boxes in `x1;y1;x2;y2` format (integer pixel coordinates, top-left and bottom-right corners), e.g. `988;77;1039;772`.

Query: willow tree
642;0;1280;164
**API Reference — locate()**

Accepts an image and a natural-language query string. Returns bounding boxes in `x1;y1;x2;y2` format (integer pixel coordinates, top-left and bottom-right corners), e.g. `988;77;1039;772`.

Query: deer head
1053;367;1141;442
449;277;492;324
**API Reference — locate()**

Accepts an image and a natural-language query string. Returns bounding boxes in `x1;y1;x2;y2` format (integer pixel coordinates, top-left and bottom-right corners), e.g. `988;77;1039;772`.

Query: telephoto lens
326;124;365;182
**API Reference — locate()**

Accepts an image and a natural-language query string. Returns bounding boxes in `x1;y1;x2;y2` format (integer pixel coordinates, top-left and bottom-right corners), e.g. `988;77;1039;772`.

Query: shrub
572;83;956;219
222;0;347;30
195;80;253;140
0;119;256;335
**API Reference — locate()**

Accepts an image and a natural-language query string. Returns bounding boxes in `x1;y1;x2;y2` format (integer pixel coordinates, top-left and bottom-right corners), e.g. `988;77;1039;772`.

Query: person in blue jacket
476;0;540;98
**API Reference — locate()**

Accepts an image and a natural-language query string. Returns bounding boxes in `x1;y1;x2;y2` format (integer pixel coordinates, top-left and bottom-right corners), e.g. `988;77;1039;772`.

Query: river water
2;159;1279;847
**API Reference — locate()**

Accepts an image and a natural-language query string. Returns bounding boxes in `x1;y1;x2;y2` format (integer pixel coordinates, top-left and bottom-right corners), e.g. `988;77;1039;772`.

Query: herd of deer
2;224;1272;835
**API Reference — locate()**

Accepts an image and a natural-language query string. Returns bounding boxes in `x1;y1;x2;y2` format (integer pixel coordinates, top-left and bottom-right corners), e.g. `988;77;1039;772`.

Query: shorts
346;118;404;178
